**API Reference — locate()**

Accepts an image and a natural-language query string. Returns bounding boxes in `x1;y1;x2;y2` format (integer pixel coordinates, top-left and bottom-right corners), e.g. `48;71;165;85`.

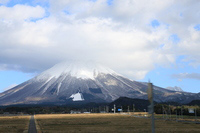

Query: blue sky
0;0;200;93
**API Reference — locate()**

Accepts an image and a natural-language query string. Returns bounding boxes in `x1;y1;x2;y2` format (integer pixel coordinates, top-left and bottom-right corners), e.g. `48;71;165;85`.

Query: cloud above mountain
0;0;200;80
172;73;200;81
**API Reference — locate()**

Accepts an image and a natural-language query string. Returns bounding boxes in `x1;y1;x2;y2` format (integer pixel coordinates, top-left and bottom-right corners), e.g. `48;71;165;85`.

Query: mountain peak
36;61;118;80
166;86;183;92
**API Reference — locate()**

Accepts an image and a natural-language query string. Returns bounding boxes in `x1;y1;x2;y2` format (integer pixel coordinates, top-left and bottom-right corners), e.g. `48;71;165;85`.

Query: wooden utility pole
128;106;130;114
148;82;155;133
114;104;116;114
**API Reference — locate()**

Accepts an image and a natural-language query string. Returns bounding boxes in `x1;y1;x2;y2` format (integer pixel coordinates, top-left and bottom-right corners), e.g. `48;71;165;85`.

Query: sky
0;0;200;93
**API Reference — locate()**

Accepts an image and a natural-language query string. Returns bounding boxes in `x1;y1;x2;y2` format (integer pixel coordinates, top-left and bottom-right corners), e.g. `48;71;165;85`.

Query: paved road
28;115;37;133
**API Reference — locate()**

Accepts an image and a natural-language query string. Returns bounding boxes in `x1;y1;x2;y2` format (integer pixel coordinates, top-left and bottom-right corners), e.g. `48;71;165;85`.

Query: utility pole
106;106;109;113
181;106;183;119
169;104;171;119
162;105;164;119
148;82;155;133
114;104;116;114
195;108;197;121
128;106;130;114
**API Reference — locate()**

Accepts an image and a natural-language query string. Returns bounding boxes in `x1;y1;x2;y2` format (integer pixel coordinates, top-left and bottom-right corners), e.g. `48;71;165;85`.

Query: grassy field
35;113;200;133
155;114;200;121
0;115;30;133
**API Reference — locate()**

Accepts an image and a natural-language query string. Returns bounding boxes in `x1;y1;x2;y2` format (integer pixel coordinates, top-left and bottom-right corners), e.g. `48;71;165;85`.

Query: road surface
28;115;37;133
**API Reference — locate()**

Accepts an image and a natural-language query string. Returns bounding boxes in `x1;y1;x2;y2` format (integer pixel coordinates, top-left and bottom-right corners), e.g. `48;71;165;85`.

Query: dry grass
155;114;200;122
35;113;200;133
0;115;30;133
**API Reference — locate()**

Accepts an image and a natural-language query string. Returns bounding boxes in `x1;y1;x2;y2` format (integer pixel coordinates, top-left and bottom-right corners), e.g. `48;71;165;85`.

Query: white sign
188;108;194;113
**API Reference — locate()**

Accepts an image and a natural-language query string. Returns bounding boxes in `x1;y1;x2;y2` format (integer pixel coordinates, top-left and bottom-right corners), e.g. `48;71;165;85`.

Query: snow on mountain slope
36;61;118;80
166;86;183;92
70;92;84;101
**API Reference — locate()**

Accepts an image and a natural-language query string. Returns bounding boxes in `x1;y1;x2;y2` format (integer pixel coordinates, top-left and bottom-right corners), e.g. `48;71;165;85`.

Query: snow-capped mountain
35;61;118;80
0;62;200;105
166;86;183;92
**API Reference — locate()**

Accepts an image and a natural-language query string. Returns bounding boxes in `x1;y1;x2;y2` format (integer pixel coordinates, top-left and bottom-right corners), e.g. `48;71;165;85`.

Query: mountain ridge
0;62;200;105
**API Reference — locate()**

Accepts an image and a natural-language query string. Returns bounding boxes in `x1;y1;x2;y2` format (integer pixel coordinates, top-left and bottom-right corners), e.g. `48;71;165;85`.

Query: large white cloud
0;0;199;80
0;5;45;20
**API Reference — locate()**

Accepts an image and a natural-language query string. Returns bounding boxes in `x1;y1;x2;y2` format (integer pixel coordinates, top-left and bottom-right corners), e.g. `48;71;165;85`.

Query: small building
70;110;81;114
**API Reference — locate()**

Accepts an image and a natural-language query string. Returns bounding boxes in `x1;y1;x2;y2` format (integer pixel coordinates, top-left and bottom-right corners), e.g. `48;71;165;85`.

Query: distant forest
0;97;199;115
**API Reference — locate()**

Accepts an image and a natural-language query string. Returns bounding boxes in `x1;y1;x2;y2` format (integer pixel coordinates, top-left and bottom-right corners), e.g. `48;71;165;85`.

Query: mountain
187;100;200;106
109;97;150;111
166;86;183;92
0;62;200;105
